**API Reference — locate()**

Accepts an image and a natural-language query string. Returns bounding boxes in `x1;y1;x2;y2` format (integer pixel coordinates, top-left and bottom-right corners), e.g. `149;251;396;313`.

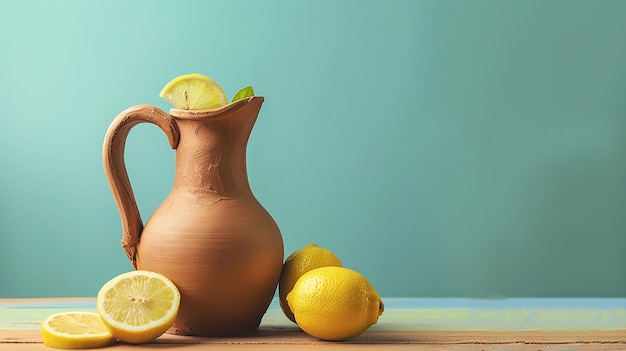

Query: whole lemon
286;266;384;341
279;243;342;322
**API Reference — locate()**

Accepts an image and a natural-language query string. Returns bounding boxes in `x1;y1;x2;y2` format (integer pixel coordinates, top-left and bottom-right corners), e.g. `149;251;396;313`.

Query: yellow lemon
278;243;342;322
41;311;116;349
96;270;180;344
286;266;384;341
159;73;228;110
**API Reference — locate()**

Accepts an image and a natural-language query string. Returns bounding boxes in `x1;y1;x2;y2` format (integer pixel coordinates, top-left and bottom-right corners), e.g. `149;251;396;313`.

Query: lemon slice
41;311;116;349
159;73;228;110
96;270;181;344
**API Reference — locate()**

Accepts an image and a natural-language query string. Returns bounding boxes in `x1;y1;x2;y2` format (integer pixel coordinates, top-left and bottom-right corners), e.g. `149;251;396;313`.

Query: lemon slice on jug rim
159;73;228;110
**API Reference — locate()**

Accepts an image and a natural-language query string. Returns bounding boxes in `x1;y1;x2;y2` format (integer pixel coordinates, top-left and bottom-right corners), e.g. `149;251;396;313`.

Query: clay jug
102;96;283;336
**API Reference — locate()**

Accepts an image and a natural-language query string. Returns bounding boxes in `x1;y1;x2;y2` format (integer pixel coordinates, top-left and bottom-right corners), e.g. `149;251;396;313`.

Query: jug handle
102;105;180;269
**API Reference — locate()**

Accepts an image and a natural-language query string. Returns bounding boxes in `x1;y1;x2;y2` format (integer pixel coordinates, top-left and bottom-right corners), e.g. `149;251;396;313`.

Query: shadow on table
144;326;418;345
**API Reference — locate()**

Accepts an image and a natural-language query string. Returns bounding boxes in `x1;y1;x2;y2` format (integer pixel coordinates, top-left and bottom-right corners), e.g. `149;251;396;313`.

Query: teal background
1;0;625;298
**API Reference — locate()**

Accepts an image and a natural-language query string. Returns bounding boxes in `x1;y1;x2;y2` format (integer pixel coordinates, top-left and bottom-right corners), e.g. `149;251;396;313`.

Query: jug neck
170;97;263;198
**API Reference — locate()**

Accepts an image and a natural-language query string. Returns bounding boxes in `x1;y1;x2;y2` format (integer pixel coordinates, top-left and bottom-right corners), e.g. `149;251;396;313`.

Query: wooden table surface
2;297;626;350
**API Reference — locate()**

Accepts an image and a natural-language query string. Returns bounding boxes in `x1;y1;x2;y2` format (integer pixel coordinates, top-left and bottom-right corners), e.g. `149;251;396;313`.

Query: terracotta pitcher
102;96;284;336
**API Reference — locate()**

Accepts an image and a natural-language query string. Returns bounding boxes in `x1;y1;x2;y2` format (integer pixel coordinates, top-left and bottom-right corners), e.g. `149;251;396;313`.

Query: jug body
138;192;283;336
103;97;283;336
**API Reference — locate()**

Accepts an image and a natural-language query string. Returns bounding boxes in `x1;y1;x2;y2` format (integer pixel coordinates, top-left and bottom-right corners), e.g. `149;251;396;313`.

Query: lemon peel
278;243;342;323
287;266;384;341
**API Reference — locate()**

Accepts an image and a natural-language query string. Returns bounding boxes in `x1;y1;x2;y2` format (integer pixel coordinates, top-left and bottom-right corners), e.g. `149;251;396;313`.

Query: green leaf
232;85;255;102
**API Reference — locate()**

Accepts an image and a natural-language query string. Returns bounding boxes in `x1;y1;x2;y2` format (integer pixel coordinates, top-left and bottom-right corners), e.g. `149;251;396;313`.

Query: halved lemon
159;73;228;110
41;311;116;349
96;270;181;344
